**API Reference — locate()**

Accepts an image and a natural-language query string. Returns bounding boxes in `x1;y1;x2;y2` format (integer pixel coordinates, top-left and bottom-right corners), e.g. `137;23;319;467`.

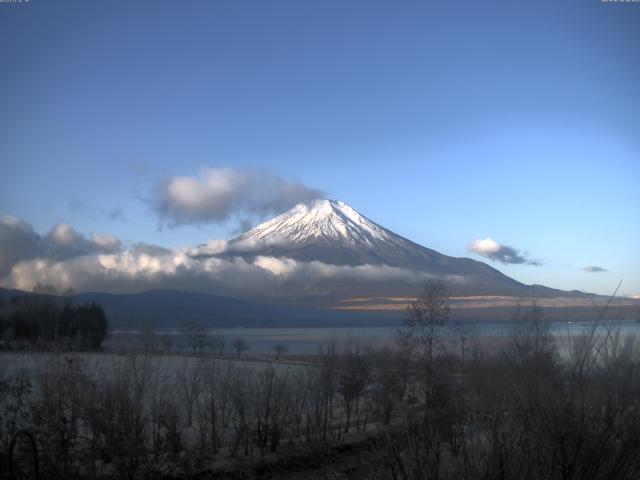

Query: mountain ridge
193;199;585;298
0;286;399;328
2;286;635;329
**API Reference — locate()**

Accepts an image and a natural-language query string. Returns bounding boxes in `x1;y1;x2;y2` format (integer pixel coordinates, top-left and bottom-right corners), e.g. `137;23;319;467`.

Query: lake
106;319;640;355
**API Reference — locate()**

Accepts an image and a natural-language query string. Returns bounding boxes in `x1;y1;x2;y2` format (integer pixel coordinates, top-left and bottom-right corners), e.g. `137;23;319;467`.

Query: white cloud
1;215;471;300
582;265;608;273
468;237;501;255
468;237;540;266
153;166;324;227
188;239;229;257
49;224;77;246
91;233;121;251
42;223;121;260
1;237;443;301
0;215;41;277
0;215;122;278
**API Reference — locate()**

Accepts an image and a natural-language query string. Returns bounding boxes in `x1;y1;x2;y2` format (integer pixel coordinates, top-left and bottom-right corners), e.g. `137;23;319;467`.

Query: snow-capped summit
235;199;392;246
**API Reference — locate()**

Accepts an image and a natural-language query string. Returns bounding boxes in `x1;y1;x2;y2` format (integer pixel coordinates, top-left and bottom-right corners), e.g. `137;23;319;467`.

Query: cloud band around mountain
468;237;540;266
152;166;324;227
0;215;463;300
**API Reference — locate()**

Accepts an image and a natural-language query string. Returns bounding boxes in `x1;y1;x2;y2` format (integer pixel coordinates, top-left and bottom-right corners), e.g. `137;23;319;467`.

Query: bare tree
505;301;556;383
177;358;204;428
398;280;450;362
397;280;450;404
141;324;160;354
181;321;207;355
161;334;173;354
196;360;234;453
210;328;226;357
273;342;288;360
0;373;33;454
338;339;371;433
372;349;405;425
316;340;339;440
449;319;474;373
231;338;249;358
229;367;255;457
253;365;292;455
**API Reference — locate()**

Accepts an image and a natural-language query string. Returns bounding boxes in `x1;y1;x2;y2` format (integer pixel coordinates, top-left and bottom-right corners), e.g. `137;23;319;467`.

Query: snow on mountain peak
232;199;389;246
290;199;350;218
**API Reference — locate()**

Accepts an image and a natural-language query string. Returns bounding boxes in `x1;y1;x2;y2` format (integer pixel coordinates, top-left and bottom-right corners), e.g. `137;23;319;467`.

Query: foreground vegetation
1;282;639;479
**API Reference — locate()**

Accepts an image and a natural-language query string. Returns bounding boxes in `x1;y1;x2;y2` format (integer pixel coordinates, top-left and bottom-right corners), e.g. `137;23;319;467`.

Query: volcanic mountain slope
193;199;581;298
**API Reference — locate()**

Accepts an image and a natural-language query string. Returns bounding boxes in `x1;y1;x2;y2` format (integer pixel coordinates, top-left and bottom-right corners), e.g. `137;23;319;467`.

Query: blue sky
1;0;639;296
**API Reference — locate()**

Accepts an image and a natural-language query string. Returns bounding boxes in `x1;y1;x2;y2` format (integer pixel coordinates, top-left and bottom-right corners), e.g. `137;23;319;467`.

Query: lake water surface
107;319;640;354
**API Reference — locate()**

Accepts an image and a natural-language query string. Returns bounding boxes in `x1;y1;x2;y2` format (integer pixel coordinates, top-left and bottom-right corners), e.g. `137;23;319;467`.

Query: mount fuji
193;199;579;298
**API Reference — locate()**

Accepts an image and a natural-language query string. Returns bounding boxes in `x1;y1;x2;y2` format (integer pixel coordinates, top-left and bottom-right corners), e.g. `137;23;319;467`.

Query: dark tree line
0;296;108;350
